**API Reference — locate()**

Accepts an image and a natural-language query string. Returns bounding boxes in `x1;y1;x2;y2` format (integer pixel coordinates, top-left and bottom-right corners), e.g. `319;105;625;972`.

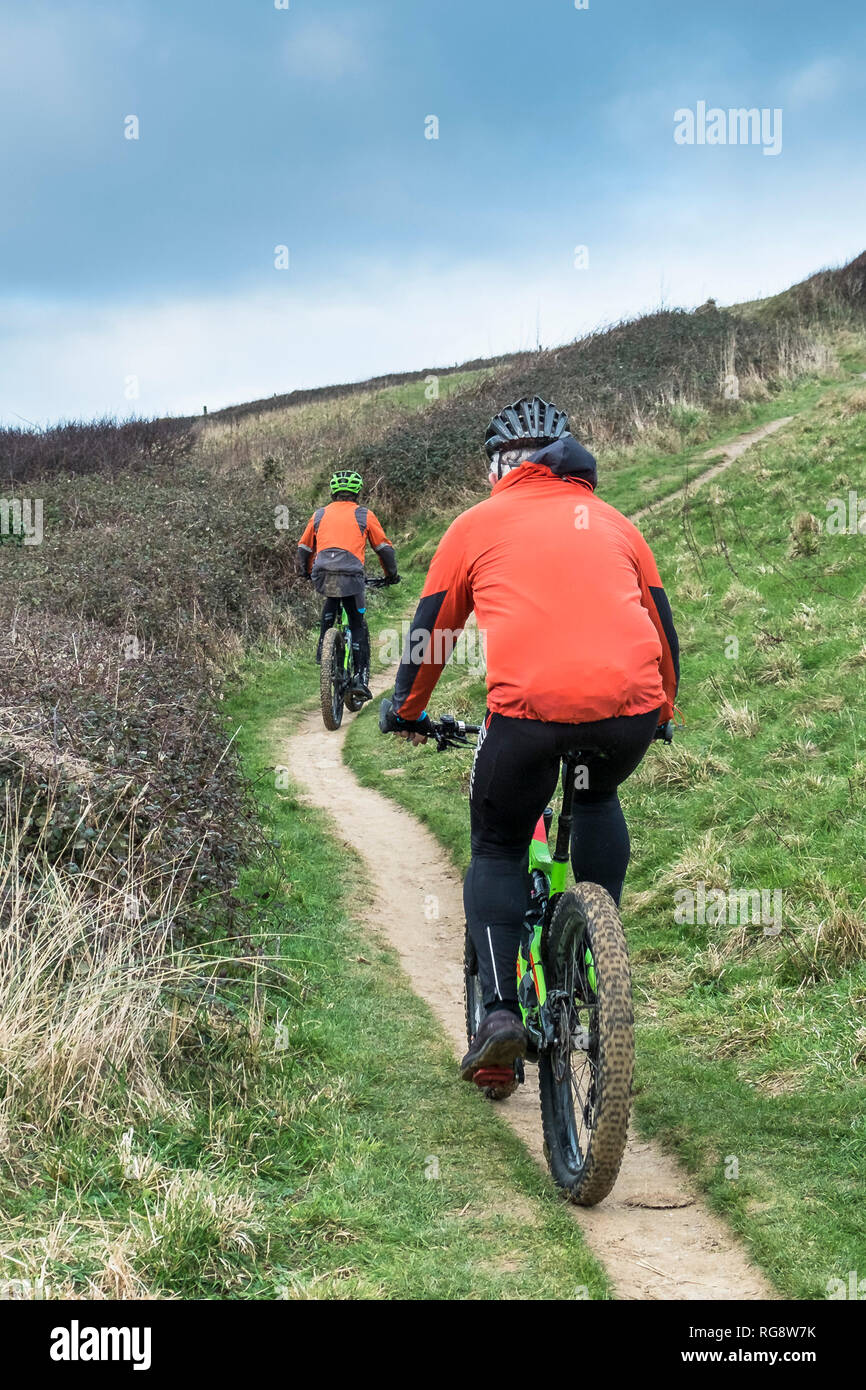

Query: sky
1;0;865;427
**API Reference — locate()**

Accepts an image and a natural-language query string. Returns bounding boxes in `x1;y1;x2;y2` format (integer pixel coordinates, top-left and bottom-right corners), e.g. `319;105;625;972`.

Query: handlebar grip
378;697;398;734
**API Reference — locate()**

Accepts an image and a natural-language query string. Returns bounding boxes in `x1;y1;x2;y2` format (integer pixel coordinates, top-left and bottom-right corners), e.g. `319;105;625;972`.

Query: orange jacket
296;500;397;576
392;463;678;724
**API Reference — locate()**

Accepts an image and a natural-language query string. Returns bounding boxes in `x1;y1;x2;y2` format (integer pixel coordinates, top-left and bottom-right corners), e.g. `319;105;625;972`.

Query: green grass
595;374;841;519
4;274;863;1302
344;368;866;1299
0;640;610;1299
219;656;612;1300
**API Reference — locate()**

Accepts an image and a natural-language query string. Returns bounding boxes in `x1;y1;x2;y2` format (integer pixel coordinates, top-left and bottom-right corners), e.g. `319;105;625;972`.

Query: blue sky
2;0;864;425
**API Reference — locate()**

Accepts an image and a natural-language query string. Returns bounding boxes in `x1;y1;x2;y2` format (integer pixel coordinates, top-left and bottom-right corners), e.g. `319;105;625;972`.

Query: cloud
785;58;847;106
3;231;860;428
0;259;639;425
282;17;368;82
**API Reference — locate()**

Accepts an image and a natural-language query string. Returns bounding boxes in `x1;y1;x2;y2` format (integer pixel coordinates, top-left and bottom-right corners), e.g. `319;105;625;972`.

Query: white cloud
786;58;847;106
282;18;368;82
4;227;863;429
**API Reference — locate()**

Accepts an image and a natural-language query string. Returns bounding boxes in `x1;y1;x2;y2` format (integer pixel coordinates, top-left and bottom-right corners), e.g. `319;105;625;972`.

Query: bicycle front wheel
538;882;634;1206
319;626;346;730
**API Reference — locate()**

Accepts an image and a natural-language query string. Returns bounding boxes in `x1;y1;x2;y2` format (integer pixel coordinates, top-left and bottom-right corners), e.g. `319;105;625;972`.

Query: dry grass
629;828;733;912
0;797;226;1147
774;329;839;381
788;511;821;557
633;743;732;790
664;829;732;892
194;371;482;498
716;696;759;737
842;643;866;671
841;388;866;416
737;371;773;402
808;888;866;970
721;580;762;610
754;648;804;685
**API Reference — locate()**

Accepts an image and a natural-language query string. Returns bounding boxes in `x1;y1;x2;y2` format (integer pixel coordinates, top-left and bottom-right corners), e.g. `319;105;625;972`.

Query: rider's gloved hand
384;573;401;586
400;710;431;739
397;711;430;745
379;698;430;744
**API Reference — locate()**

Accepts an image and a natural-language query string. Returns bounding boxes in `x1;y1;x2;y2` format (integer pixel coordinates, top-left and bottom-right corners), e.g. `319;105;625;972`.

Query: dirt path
277;415;795;1299
280;678;775;1301
631;415;793;521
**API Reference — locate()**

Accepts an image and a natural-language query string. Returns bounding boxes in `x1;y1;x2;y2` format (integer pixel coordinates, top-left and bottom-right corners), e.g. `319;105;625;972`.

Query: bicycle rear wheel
319;626;346;730
538;882;633;1206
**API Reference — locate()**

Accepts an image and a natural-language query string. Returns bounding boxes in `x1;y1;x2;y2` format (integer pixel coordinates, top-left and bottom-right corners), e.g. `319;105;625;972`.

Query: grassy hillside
344;368;866;1299
0;648;611;1298
1;250;864;1297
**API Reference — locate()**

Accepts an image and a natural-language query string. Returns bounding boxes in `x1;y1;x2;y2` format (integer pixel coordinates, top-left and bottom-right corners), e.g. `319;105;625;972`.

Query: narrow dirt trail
281;681;774;1301
631;414;793;522
278;416;793;1300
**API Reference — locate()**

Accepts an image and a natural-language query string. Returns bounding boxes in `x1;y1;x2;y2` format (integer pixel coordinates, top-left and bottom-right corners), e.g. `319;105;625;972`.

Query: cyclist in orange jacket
296;470;400;696
384;397;679;1084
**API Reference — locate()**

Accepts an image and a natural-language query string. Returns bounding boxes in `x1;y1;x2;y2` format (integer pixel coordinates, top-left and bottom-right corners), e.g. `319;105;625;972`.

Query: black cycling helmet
484;396;569;462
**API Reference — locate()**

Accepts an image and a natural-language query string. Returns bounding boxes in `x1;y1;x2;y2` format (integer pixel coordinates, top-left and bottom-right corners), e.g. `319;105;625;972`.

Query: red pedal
473;1067;515;1087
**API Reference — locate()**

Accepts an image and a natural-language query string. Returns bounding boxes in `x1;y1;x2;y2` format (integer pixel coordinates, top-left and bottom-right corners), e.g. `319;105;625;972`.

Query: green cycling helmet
330;469;363;498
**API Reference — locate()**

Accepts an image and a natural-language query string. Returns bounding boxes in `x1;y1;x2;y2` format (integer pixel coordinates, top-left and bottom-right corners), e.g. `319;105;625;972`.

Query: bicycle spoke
550;929;601;1170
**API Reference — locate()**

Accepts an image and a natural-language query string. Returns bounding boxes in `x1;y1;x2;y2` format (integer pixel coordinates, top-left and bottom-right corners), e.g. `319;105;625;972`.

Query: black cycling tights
319;596;369;673
463;707;660;1014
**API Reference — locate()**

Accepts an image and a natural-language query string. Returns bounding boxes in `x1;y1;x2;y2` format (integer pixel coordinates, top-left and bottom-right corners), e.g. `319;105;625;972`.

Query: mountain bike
380;702;674;1207
320;577;390;731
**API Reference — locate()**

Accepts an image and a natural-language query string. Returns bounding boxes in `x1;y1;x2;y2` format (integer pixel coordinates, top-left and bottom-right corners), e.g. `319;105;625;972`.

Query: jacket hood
491;459;594;498
522;432;597;488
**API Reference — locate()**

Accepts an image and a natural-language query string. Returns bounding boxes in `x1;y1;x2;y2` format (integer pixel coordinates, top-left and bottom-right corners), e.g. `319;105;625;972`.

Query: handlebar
365;574;400;589
380;698;675;752
425;713;482;751
379;698;481;751
305;574;399;588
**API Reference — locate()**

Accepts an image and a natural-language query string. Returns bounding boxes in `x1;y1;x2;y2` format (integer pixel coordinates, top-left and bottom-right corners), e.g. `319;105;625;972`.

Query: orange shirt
297;500;394;570
393;463;678;724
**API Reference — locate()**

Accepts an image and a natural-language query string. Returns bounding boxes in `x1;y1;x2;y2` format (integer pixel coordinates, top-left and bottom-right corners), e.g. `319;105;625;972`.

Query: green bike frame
337;608;353;677
516;818;556;1045
332;602;363;688
516;754;595;1048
